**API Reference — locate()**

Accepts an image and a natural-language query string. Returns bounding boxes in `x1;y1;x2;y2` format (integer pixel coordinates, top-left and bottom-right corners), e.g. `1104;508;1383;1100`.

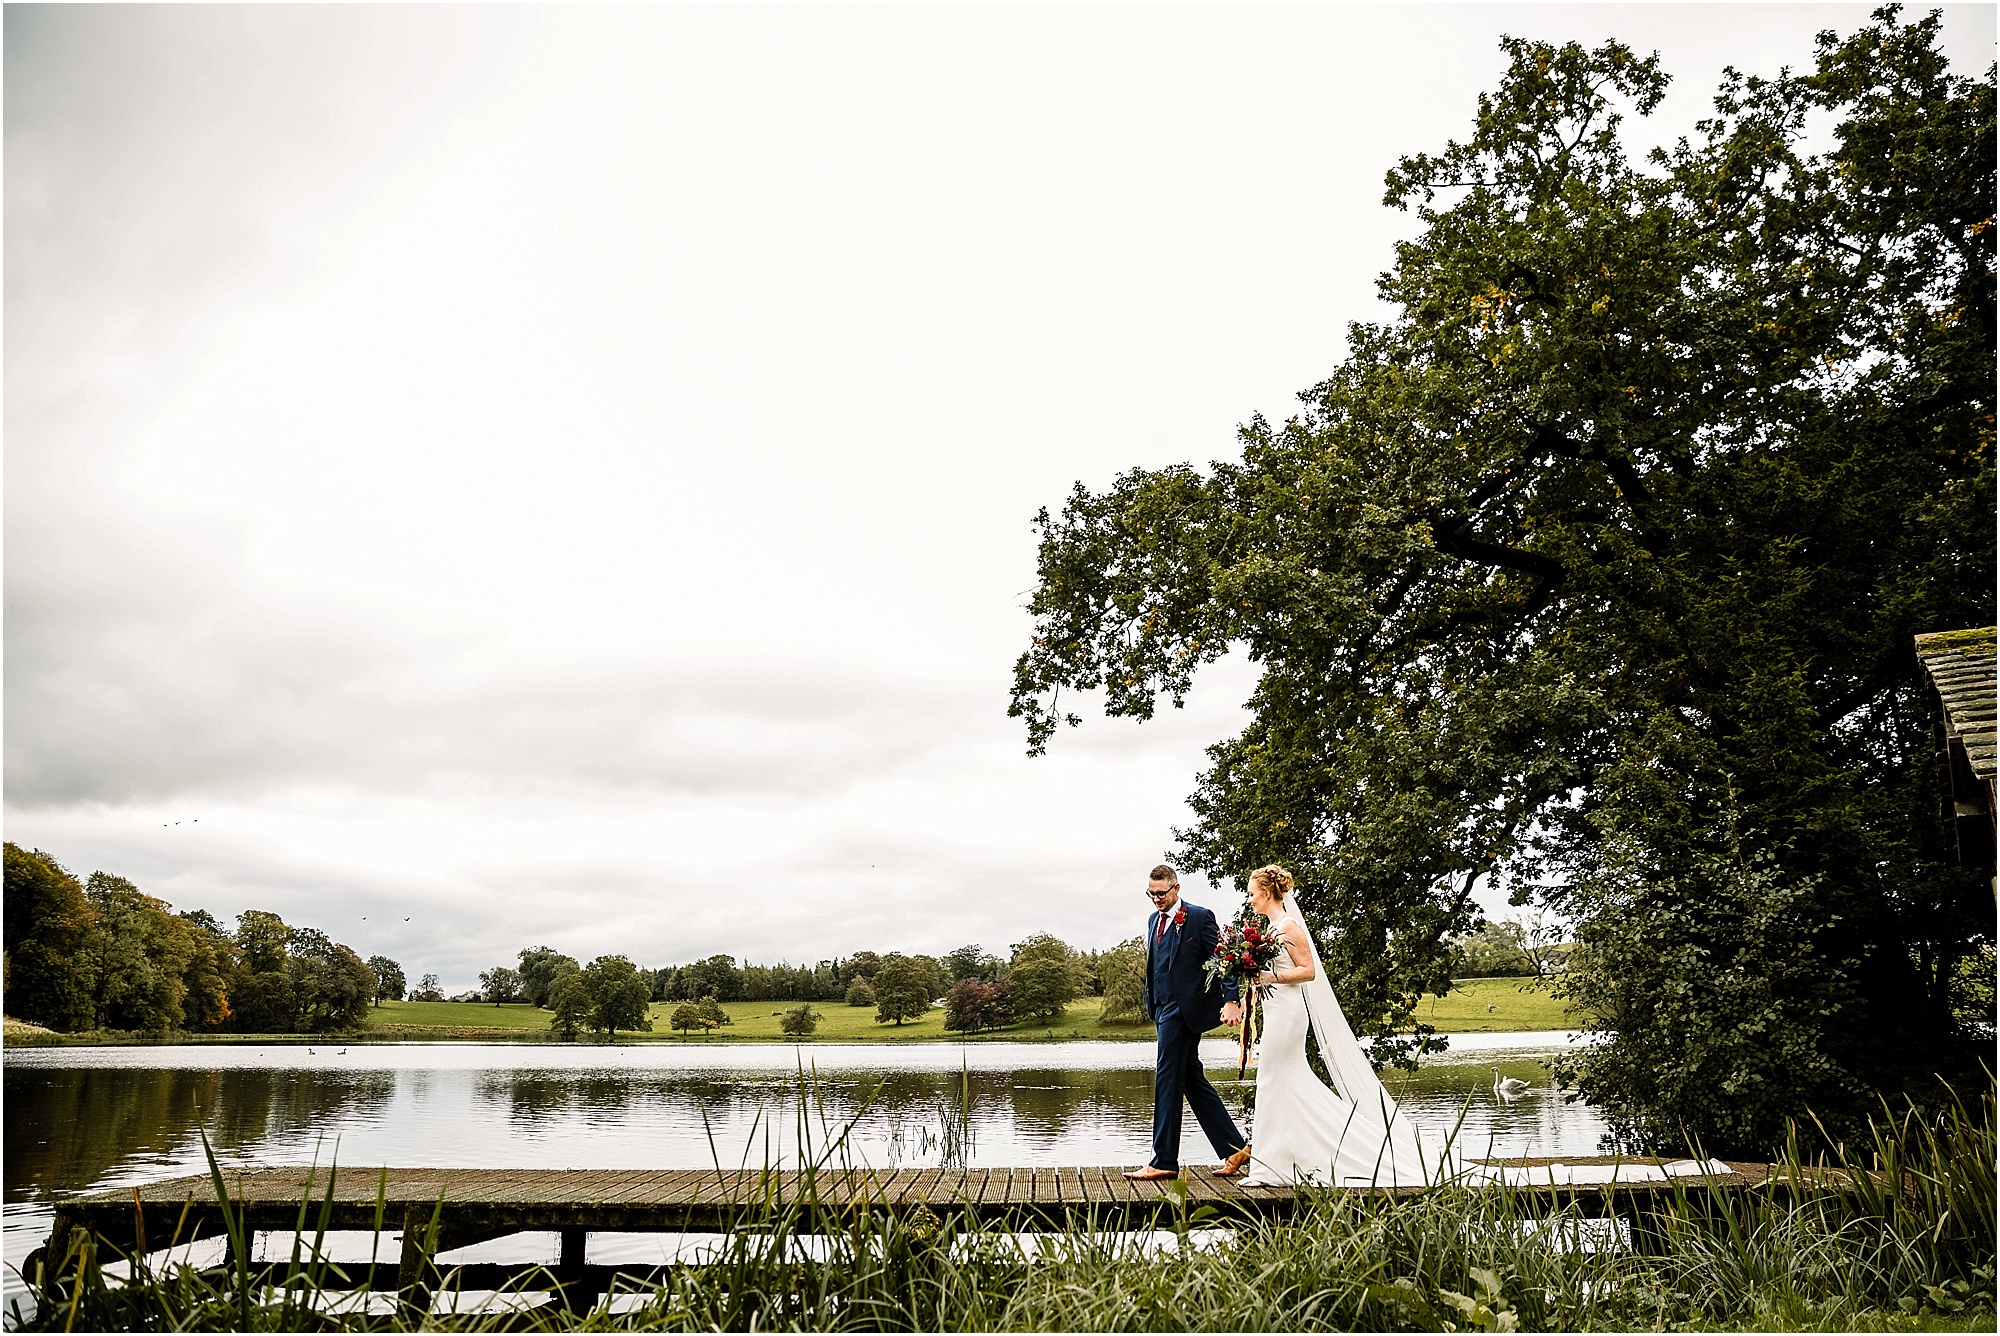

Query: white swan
1492;1068;1531;1102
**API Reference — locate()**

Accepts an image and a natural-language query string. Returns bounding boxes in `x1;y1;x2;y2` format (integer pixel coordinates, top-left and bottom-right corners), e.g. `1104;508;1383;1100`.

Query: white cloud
8;4;1992;984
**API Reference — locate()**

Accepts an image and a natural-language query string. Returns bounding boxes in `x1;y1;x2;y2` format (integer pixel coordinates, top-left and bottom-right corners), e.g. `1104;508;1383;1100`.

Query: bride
1220;864;1457;1188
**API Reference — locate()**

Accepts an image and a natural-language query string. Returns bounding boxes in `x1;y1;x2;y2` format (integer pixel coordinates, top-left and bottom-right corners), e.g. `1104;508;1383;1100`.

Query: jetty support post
555;1225;608;1314
21;1210;80;1308
396;1206;436;1319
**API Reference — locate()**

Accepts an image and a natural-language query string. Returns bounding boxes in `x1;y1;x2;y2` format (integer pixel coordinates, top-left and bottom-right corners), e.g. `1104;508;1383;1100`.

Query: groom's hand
1221;1001;1242;1027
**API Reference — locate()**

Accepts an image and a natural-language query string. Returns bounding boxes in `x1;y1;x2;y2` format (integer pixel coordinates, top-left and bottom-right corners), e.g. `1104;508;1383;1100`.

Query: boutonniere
1173;908;1186;929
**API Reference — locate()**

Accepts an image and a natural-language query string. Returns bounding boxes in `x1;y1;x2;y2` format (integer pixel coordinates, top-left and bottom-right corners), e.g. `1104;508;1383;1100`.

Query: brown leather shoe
1123;1165;1180;1180
1212;1147;1252;1178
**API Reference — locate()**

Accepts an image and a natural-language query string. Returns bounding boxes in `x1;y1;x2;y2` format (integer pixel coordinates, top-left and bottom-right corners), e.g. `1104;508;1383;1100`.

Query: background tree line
4;845;379;1035
1448;915;1572;979
5;838;1572;1043
478;932;1142;1034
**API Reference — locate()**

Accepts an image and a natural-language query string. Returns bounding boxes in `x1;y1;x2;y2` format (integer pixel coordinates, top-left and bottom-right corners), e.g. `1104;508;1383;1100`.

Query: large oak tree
1010;10;1993;1153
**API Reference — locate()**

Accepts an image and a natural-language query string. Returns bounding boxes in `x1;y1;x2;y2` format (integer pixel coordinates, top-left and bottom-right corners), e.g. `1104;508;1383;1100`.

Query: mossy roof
1915;626;1997;784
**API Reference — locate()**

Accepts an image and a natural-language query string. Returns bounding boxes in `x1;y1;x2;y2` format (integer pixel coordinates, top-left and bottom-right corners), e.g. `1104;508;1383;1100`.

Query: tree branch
1429;516;1570;583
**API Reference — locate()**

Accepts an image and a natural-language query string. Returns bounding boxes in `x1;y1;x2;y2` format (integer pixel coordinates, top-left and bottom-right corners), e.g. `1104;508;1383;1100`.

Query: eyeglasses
1144;886;1176;899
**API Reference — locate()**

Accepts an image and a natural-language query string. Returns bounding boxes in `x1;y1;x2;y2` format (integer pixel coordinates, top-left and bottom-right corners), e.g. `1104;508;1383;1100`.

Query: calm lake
2;1032;1606;1321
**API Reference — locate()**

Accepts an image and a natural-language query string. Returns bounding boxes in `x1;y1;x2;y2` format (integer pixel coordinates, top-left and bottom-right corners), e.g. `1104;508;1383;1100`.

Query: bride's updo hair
1248;865;1294;902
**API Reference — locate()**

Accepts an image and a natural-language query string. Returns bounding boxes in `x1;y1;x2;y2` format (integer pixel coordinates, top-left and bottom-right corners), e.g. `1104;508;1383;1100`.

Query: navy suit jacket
1144;900;1238;1032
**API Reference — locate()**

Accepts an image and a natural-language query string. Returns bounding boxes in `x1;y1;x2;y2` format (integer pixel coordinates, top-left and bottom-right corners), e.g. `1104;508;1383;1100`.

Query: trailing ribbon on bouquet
1237;987;1257;1080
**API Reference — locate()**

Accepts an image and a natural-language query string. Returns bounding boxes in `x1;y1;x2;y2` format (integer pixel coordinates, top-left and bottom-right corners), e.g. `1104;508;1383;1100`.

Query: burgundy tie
1156;913;1168;942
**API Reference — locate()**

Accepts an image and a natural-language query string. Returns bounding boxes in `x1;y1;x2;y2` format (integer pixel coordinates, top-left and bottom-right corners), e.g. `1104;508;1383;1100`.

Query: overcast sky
8;4;1992;991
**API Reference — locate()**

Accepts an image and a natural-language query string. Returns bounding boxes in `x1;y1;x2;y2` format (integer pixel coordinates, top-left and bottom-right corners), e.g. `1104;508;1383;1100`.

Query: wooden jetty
34;1159;1784;1310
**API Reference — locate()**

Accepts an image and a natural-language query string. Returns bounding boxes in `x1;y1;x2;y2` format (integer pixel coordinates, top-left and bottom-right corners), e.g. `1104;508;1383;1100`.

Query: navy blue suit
1144;899;1246;1170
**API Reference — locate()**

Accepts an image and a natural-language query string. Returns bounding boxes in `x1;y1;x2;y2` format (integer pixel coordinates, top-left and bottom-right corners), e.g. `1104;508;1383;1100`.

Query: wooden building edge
1914;626;1997;891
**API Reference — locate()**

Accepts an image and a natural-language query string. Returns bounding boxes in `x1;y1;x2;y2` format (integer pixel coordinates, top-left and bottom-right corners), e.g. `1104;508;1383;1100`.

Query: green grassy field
648;993;1146;1043
361;976;1569;1043
3;977;1573;1046
1416;975;1573;1032
369;1000;555;1030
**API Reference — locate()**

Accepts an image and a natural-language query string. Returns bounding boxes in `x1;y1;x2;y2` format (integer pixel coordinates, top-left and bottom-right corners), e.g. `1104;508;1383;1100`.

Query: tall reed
22;1084;1994;1332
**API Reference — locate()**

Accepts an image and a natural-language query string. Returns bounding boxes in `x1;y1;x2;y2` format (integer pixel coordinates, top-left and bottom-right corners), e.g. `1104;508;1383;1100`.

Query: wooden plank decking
27;1159;1793;1307
47;1158;1775;1248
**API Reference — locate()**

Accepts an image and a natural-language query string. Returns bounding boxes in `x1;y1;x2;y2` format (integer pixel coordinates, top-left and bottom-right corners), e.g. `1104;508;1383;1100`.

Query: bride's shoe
1212;1147;1252;1178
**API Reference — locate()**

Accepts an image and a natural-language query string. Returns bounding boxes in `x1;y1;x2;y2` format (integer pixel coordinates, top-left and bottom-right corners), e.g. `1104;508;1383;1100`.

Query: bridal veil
1276;891;1474;1186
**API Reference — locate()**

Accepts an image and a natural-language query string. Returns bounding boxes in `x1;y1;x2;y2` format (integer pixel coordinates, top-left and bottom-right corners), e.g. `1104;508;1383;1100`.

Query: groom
1125;864;1248;1180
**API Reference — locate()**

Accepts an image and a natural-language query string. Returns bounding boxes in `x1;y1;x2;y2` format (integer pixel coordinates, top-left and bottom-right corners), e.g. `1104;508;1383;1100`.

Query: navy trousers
1150;1006;1246;1170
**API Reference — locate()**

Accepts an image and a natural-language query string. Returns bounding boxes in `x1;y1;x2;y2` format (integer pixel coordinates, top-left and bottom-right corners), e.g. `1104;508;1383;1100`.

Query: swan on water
1492;1068;1531;1102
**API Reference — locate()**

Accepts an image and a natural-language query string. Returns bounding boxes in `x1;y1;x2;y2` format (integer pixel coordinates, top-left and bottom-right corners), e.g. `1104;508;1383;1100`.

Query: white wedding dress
1244;902;1464;1188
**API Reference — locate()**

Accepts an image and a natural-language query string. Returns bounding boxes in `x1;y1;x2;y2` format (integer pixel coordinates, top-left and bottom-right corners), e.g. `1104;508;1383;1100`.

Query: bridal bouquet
1205;914;1283;1077
1203;916;1283;998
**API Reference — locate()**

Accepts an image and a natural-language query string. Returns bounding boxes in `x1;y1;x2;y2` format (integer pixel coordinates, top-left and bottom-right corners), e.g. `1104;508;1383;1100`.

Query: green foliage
548;973;589;1041
232;911;292;976
844;976;875;1007
284;929;375;1032
365;955;405;1004
83;874;197;1033
177;914;235;1031
779;1003;821;1038
944;943;1001;984
1452;921;1537;979
408;972;444;1003
1096;937;1148;1023
477;966;521;1004
515;946;578;1008
3;844;98;1031
662;994;735;1039
654;955;843;1004
580;955;654;1040
1011;932;1089;995
1006;954;1077;1024
1006;14;1994;1151
872;954;932;1025
1553;828;1882;1151
681;954;743;1002
1951;946;1996;1036
229;972;296;1034
0;852;376;1040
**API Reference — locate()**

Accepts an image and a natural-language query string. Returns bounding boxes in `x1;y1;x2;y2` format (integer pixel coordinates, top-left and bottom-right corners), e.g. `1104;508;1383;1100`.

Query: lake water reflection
3;1034;1607;1316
